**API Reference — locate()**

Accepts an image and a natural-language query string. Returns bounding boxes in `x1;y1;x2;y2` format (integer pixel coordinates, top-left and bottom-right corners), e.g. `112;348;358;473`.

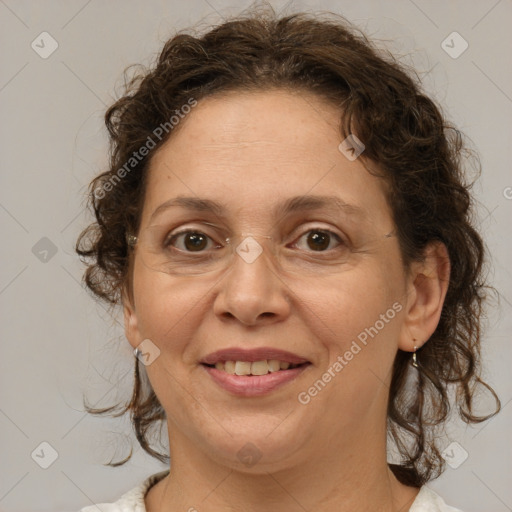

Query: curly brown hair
76;6;500;487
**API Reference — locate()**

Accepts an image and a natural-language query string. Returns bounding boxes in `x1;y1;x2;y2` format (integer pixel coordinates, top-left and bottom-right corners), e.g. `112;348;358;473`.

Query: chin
196;422;309;473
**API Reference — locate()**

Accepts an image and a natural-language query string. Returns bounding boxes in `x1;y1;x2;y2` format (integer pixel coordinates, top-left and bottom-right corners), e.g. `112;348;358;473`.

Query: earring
412;345;418;368
126;234;138;247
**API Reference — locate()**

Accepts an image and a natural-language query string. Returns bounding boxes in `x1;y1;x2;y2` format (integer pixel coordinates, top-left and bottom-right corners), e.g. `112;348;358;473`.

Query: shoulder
78;470;169;512
410;486;464;512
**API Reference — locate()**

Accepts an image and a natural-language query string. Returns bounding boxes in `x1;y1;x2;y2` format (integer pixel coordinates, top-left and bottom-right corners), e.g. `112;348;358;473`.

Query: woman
76;8;500;511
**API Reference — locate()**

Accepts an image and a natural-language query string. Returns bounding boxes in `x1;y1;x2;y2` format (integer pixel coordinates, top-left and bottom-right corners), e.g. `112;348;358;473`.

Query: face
124;89;427;472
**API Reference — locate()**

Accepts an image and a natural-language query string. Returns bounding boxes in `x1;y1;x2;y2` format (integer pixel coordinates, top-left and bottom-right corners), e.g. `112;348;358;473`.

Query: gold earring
412;345;418;368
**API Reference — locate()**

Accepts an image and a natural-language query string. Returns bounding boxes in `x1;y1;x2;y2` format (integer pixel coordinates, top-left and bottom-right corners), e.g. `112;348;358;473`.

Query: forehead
142;89;392;228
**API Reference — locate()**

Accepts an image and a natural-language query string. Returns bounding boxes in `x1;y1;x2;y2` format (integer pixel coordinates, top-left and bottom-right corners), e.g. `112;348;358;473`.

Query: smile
201;361;311;397
204;359;303;375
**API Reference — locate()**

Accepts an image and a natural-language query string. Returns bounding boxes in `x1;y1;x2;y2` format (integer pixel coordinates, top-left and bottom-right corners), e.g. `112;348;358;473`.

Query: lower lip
202;364;310;397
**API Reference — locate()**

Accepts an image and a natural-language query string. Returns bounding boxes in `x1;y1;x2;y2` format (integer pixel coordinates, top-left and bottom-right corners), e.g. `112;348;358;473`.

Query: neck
146;420;419;512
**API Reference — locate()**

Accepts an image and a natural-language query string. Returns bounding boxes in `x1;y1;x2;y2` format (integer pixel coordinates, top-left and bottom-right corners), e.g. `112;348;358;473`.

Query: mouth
201;359;309;376
199;347;312;397
201;361;311;397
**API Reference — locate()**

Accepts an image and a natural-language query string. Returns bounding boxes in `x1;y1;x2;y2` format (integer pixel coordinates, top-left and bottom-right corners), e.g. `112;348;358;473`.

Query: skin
123;89;450;512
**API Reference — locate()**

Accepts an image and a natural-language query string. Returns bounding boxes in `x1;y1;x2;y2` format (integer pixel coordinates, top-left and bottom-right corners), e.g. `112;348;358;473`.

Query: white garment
79;470;463;512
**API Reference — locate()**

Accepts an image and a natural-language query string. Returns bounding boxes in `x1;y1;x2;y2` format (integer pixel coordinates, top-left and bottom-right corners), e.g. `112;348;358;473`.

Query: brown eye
184;233;208;251
167;231;213;252
307;231;331;251
294;229;343;252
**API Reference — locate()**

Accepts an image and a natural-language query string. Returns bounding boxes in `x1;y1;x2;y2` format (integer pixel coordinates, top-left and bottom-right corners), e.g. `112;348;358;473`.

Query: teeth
224;361;236;374
235;361;252;376
250;360;269;376
267;359;281;372
211;359;301;375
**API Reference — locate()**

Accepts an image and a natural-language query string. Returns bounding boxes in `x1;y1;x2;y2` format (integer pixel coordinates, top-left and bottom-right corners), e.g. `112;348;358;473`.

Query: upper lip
200;347;310;365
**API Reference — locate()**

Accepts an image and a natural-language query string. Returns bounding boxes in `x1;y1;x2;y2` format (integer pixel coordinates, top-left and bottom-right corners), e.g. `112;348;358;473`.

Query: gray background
1;0;511;510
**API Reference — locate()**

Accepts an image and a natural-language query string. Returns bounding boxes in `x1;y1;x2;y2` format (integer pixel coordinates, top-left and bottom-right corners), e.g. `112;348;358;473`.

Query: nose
212;244;291;326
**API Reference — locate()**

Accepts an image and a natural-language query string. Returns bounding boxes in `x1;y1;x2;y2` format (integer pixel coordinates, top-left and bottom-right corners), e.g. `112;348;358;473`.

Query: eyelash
164;227;346;254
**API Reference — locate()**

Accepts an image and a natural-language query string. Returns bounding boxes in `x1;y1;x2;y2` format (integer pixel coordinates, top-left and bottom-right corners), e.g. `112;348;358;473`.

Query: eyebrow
149;194;366;222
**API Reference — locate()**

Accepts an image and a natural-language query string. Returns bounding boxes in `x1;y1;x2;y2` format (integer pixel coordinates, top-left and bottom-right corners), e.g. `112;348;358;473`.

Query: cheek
294;270;405;406
295;265;402;343
289;270;403;430
132;265;213;351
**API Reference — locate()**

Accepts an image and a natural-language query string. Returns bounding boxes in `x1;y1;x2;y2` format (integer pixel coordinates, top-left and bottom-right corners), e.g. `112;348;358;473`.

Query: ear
122;289;141;351
398;241;450;352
